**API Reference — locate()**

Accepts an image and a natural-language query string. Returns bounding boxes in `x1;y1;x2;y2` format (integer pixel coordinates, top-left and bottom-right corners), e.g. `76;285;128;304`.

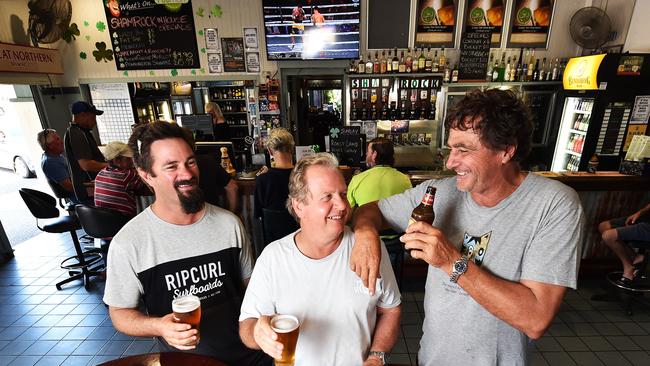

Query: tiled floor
1;231;650;365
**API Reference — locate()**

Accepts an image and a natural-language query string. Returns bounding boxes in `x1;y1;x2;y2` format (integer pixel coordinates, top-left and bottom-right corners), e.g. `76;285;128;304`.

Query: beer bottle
409;186;436;226
220;147;236;177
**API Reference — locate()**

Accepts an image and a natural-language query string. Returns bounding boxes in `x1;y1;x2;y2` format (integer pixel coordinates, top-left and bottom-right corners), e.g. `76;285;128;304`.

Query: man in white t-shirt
239;153;401;366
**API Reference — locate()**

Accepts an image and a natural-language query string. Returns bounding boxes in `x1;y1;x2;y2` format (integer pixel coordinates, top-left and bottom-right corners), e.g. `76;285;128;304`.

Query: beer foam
271;315;299;333
172;295;200;313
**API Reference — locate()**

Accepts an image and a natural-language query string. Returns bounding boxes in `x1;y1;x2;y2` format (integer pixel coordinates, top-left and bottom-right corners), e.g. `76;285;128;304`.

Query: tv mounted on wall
262;0;360;60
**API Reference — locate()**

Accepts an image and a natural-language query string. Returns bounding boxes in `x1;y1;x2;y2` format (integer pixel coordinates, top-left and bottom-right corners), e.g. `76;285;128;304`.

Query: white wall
624;0;650;52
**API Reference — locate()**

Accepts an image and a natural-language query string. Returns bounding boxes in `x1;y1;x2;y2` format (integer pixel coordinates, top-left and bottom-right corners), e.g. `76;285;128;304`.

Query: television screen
262;0;360;60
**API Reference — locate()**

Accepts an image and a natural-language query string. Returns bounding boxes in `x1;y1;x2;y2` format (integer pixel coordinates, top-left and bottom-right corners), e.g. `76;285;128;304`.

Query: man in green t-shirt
347;137;412;210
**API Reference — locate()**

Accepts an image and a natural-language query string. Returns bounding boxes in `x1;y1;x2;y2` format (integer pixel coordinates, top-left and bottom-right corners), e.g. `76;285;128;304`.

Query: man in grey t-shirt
351;89;584;365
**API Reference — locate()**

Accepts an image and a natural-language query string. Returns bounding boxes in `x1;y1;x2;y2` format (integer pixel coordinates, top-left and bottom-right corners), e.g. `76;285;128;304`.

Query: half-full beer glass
271;314;300;366
172;295;201;345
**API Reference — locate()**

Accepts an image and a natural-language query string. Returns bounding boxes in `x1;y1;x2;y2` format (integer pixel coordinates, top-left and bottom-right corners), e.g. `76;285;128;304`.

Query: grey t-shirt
379;174;584;366
240;228;401;365
103;204;266;365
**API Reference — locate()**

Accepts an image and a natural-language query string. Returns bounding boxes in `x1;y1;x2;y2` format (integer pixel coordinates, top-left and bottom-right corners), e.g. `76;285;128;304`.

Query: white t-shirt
240;227;401;365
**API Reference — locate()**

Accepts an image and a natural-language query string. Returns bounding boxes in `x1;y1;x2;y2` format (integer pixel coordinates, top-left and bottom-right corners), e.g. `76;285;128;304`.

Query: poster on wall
207;53;223;74
243;27;259;50
104;0;200;70
507;0;555;48
221;38;246;72
463;0;505;47
246;52;260;73
205;28;220;50
414;0;459;47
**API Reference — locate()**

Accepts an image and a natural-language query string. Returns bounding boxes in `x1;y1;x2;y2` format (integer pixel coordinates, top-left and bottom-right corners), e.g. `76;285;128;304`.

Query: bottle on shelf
497;54;506;81
399;100;408;119
438;46;446;72
392;48;399;73
451;63;459;83
398;51;406;73
532;58;540;81
373;52;380;74
511;55;519;82
504;57;511;82
389;101;398;119
418;48;426;71
405;48;413;73
491;55;499;82
443;62;451;83
357;54;365;74
486;52;494;81
539;58;547;81
425;48;433;72
386;50;393;73
551;58;559;81
365;53;373;74
432;50;439;72
380;51;387;74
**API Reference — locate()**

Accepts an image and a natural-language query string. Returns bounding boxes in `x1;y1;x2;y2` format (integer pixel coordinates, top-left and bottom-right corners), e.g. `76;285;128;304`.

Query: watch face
454;260;468;273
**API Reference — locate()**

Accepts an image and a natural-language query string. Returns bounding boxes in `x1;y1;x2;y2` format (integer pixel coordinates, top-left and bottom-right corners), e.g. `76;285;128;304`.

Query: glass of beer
270;314;300;366
172;295;201;345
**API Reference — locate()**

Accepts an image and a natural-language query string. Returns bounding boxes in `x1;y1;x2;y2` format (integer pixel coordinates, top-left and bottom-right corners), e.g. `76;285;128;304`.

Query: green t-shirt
347;165;412;208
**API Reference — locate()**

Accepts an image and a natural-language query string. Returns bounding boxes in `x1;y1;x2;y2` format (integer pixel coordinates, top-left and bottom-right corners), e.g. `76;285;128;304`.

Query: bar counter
233;170;650;271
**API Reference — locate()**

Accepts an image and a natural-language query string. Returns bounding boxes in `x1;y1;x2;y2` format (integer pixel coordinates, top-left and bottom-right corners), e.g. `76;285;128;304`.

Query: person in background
196;153;239;213
206;102;230;141
289;5;305;50
94;141;148;217
253;128;294;220
240;153;401;366
347;137;412;211
599;201;650;285
311;6;325;27
103;121;269;365
64;101;108;201
37;128;76;202
350;89;584;365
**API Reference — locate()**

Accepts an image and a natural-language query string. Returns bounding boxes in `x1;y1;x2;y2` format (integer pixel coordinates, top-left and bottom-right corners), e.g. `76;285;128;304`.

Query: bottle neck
421;192;434;206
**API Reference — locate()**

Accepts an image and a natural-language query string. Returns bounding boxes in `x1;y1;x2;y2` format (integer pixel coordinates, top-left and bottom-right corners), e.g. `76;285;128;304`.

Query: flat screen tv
262;0;360;60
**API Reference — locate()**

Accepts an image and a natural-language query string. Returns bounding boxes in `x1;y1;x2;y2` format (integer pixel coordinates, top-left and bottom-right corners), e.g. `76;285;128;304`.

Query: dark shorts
610;216;650;243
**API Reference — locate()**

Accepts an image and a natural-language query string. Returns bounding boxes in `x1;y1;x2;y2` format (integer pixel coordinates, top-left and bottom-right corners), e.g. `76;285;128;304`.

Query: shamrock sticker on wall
330;127;340;139
93;42;113;62
83;21;89;27
211;5;222;18
96;21;106;32
196;7;205;17
79;52;87;60
62;23;79;43
171;69;178;76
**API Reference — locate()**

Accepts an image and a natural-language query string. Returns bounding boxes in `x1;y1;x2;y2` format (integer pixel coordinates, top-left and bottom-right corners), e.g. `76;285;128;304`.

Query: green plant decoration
198;30;204;36
211;5;222;18
123;71;129;76
96;21;106;32
201;48;206;54
200;68;206;74
171;69;178;76
83;21;89;27
79;52;87;59
62;23;80;43
196;7;205;17
149;71;155;76
93;42;114;62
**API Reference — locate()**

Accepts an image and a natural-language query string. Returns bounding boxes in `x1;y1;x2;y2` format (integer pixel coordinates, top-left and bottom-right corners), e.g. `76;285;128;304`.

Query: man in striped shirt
95;141;148;217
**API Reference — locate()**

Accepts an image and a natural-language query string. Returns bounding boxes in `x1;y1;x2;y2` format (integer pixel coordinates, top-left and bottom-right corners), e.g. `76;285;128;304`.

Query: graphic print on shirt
461;231;492;267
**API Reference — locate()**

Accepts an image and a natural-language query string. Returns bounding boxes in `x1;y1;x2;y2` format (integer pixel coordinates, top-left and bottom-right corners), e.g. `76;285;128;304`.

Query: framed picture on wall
506;0;556;48
221;38;246;72
414;0;459;48
463;0;505;47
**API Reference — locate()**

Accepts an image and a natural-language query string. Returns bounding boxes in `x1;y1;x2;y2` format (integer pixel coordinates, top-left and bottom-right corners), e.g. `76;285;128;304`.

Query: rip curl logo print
461;231;492;267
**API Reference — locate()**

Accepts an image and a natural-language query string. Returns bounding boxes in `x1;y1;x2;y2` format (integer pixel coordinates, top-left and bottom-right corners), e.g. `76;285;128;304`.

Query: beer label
421;193;434;206
408;217;417;226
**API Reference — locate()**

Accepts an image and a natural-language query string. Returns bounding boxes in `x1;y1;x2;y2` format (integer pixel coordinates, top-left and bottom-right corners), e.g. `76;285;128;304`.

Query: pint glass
270;314;300;366
172;295;201;345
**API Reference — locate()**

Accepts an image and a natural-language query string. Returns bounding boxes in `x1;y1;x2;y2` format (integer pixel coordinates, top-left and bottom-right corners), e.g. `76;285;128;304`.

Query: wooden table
97;352;227;366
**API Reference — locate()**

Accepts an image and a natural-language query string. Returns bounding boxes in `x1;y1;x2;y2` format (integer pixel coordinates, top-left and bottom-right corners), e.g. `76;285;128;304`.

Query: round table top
97;352;228;366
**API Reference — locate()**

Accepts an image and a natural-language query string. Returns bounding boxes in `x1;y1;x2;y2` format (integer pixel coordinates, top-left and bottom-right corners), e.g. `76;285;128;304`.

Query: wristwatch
449;255;469;283
368;351;386;365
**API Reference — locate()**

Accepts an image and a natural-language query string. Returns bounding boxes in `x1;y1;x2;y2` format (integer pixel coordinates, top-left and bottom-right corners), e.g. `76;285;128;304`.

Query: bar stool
19;188;103;290
74;205;131;270
604;241;650;315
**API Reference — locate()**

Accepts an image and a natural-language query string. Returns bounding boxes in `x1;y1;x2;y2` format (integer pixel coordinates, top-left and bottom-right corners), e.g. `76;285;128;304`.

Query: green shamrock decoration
191;70;196;75
201;48;206;54
171;69;178;76
79;52;87;59
196;7;205;17
330;127;340;138
211;5;222;18
83;21;89;27
96;21;106;32
85;35;91;41
62;23;80;43
149;71;155;76
123;71;129;76
92;42;114;62
200;68;206;74
198;30;204;36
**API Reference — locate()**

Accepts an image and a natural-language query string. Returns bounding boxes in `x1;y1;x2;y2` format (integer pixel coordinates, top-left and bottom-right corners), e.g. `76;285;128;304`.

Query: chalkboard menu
458;28;491;81
105;1;200;70
329;127;365;167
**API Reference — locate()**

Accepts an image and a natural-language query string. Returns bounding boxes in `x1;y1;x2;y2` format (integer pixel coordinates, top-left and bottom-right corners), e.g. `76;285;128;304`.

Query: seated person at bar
206;102;230;141
254;128;294;220
347;137;412;211
599;201;650;285
351;89;584;365
65;101;108;201
103;121;269;366
94;141;148;217
196;152;239;213
37;128;77;202
240;153;402;366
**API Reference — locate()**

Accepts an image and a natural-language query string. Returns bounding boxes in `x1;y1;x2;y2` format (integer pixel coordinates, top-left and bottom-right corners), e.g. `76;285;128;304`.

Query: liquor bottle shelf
347;72;445;78
569;129;587;135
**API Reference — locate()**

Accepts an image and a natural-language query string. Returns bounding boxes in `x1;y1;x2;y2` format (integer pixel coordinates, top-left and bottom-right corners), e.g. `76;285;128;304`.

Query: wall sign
563;54;606;91
246;51;260;73
0;42;63;74
463;0;504;47
414;0;458;47
104;0;200;70
205;28;220;50
243;27;259;50
221;38;246;72
458;28;491;81
207;52;223;73
631;95;650;124
507;0;555;48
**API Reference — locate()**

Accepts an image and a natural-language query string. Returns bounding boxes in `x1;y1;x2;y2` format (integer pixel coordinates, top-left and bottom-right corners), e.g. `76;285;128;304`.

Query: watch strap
449;255;469;283
368;350;386;365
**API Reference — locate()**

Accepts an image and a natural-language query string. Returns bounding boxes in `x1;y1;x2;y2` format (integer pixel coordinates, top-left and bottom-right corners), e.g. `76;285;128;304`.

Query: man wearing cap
95;141;148;217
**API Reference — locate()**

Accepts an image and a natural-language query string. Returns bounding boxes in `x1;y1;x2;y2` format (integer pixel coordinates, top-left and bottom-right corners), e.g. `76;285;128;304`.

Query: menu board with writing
458;28;491;81
105;0;200;70
330;135;365;167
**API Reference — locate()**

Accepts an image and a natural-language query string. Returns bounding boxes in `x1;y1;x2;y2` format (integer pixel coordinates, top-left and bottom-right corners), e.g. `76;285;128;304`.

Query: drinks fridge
550;53;650;172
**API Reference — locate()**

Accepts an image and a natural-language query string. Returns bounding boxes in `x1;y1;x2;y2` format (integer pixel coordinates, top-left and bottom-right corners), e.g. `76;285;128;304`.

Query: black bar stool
74;204;131;269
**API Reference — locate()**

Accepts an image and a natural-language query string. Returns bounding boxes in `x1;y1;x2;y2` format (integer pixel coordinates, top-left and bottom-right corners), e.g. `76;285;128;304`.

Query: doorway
286;75;343;152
